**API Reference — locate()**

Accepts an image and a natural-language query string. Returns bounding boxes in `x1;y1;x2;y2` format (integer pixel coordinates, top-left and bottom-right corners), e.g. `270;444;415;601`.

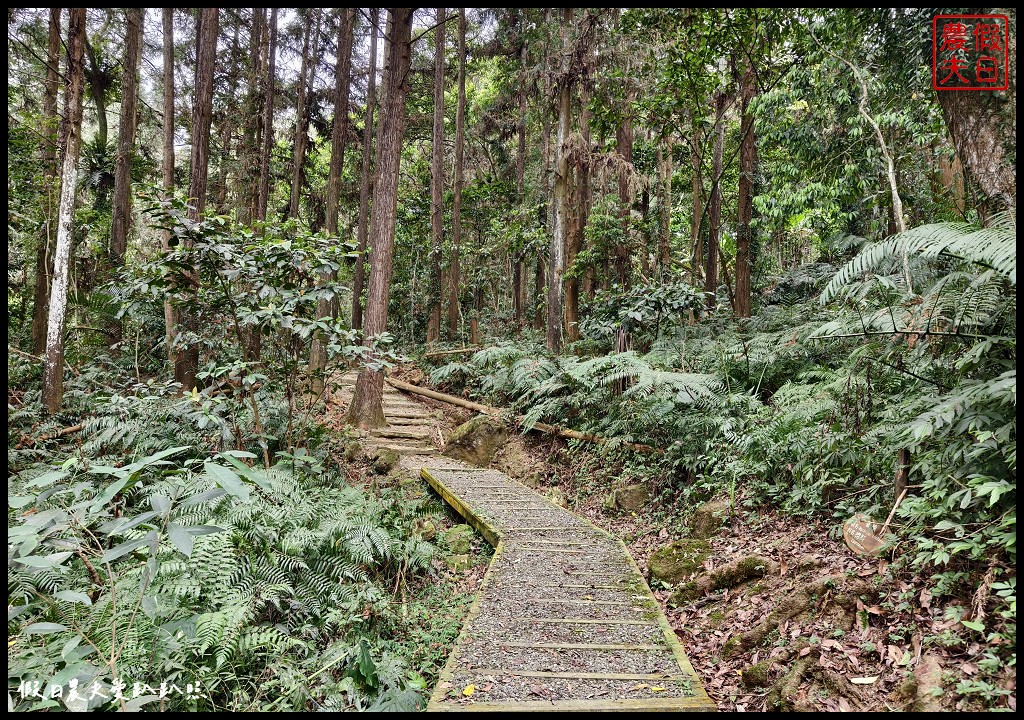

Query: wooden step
370;428;432;440
368;444;434;456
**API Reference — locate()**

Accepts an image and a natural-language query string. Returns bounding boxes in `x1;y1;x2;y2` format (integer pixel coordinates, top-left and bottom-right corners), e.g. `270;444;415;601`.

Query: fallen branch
385;377;662;454
423;346;483;358
21;424;84;446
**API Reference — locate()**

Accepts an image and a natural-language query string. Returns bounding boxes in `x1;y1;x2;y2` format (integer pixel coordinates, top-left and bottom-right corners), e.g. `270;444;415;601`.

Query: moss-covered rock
370;448;400;474
546;487;566;507
343;441;363;461
647;539;710;585
443;524;476;554
689;497;731;538
443;554;471;572
417;519;438;541
443;415;509;467
613;483;651;512
669;555;775;605
742;660;772;688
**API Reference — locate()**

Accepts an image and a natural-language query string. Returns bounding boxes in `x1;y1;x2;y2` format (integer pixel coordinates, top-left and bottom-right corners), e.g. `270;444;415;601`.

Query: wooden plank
452;669;684;681
500;641;665;651
532;598;631;606
429;696;714;712
526;617;656;626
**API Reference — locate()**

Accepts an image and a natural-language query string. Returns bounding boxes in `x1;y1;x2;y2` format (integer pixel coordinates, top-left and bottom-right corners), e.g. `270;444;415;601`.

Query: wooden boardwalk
337;372;713;711
413;459;715;711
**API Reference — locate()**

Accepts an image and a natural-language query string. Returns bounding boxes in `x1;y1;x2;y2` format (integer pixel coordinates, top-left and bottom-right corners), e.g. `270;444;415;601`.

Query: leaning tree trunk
347;8;414;429
309;7;355;393
109;7;143;346
42;7;86;414
447;8;467;339
174;7;218;392
352;8;379;332
31;7;62;355
426;7;446;345
705;89;726;311
735;59;757;318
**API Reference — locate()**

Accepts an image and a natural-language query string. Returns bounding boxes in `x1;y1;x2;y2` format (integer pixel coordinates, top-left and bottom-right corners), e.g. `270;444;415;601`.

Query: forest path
337;372;713;710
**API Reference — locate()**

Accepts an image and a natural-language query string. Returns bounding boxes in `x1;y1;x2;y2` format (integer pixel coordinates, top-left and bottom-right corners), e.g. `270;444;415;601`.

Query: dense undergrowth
7;206;465;712
424;215;1016;705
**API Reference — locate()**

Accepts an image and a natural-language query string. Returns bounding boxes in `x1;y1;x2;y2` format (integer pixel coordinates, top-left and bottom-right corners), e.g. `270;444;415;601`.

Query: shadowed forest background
7;8;1015;712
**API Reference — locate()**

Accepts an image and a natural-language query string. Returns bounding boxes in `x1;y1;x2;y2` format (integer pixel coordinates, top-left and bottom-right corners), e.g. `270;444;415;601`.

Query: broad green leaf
961;620;985;632
204;462;250;502
151;494;171;514
221;454;272;490
180;488;228;508
121;446;191;475
55;590;92;606
167;523;194;557
61;635;83;658
25;469;69;489
99;510;160;535
24;622;69;635
100;536;150;564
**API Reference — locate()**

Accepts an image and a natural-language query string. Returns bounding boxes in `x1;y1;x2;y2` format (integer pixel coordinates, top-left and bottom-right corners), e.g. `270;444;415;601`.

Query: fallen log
422;346;483;359
384;377;662;454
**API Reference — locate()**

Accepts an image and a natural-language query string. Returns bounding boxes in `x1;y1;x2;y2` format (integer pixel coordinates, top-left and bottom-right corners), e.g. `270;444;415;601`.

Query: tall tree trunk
513;41;528;329
735;60;757;318
690;112;705;287
325;8;355;234
935;83;1016;218
352;8;379;332
447;8;467;338
347;8;414;429
161;8;178;364
658;135;673;274
109;7;143;346
564;53;590;343
426;7;446;345
705;90;725;311
310;7;355;392
288;10;317;219
83;33;111;206
256;7;277;224
174;7;218;391
546;7;572;353
31;8;61;355
615;101;633;288
241;8;265;225
215;18;240;213
42;7;86;414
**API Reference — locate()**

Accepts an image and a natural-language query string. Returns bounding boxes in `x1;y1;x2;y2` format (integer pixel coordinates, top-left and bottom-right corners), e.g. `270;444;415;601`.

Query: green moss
742;660;772;688
647;539;710;585
443;524;476;554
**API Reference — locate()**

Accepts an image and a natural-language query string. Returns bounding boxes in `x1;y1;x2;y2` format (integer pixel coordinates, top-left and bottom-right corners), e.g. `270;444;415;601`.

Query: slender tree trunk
513;42;528;329
347;8;415;429
447;8;467;338
705;90;725;311
42;7;86;413
256;7;277;224
690;114;705;287
426;7;446;345
240;8;265;225
288;10;317;219
83;34;111;206
658;135;673;274
352;8;379;332
174;7;218;391
161;8;178;364
735;60;757;318
109;8;143;346
325;8;355;234
546;7;572;353
31;8;61;355
615;98;633;288
309;7;355;392
215;19;240;213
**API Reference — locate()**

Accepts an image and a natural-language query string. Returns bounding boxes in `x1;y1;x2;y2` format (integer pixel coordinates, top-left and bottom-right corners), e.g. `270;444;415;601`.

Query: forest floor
321;367;1013;712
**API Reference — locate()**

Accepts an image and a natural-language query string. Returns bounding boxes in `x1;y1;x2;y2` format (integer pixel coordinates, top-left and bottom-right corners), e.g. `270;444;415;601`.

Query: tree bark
735;60;757;318
347;8;414;429
615;103;633;288
83;31;111;205
240;8;265;225
513;40;528;329
42;8;86;414
447;8;467;338
309;7;355;391
936;83;1016;217
705;90;726;311
690;112;705;287
564;31;591;343
426;7;446;345
161;8;178;364
547;7;572;353
658;135;673;274
174;7;218;391
31;7;62;356
256;7;277;224
109;7;143;345
215;18;240;213
288;10;318;219
352;8;379;332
